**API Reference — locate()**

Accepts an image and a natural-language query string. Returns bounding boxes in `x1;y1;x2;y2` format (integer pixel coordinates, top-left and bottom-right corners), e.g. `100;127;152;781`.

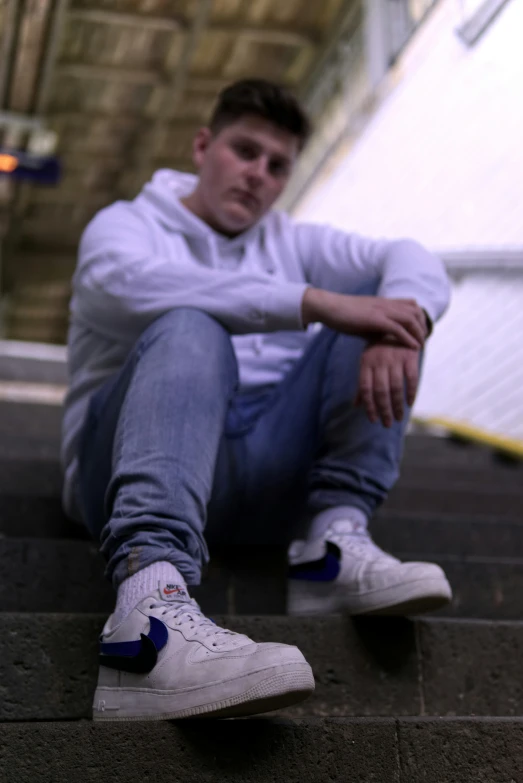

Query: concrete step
0;398;514;467
0;433;60;460
403;433;520;464
3;437;507;475
0;539;286;615
0;495;77;538
3;537;523;617
4;469;523;544
2;453;523;502
0;401;63;442
0;340;67;385
371;512;523;559
2;717;523;783
397;463;523;490
8;717;523;783
1;614;523;722
0;456;63;496
2;459;523;538
430;556;523;619
384;483;523;518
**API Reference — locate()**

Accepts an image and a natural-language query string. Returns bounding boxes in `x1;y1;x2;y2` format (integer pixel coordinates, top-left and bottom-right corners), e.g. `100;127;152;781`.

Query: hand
355;340;421;427
302;288;427;350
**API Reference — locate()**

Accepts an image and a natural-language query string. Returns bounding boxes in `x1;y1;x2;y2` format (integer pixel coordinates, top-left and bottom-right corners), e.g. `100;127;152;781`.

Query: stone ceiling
0;0;361;343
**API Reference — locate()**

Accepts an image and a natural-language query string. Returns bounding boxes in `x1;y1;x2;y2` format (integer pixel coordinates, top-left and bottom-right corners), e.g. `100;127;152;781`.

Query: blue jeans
77;308;410;588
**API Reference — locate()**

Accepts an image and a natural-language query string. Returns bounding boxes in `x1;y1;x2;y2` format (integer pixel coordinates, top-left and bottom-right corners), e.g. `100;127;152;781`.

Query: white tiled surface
413;271;523;440
292;0;523;440
294;0;523;251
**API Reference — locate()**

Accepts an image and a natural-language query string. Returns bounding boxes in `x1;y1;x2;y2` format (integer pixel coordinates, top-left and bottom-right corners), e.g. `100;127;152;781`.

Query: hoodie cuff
414;296;445;328
422;308;433;337
262;282;311;331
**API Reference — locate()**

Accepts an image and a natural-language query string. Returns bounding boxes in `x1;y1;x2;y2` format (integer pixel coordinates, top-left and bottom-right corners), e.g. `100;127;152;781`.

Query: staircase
2;347;523;781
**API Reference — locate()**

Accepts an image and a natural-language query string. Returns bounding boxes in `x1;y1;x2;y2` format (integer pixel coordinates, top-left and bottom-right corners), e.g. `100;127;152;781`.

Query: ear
192;127;213;169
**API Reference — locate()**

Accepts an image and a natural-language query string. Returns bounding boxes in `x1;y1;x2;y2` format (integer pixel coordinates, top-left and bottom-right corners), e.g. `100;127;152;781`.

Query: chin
221;208;258;234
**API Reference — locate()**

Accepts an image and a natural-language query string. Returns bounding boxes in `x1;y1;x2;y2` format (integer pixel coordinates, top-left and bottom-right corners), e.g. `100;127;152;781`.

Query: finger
397;311;426;345
385;319;421;350
405;354;420;407
392;301;426;341
373;365;393;428
401;298;424;324
358;364;377;423
390;362;405;421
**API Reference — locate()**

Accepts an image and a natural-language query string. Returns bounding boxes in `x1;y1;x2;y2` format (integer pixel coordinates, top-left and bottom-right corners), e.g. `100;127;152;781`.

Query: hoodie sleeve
294;222;451;324
72;204;309;343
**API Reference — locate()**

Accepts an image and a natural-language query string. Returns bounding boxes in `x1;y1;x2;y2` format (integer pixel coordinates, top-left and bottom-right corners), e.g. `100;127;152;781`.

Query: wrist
301;287;326;327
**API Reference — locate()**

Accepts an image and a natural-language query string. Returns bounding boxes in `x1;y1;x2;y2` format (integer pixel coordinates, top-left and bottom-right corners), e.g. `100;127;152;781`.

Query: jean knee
144;307;223;338
138;308;238;382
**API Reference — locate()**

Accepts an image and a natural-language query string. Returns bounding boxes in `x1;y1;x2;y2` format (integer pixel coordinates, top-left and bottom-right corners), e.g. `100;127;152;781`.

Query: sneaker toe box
256;642;309;667
399;560;450;583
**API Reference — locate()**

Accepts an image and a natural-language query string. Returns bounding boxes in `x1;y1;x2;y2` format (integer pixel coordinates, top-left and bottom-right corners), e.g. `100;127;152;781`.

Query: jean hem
308;492;378;519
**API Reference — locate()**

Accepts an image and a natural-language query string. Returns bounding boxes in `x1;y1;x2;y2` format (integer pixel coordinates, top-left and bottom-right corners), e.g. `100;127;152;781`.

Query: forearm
296;224;451;327
301;287;337;327
75;269;309;343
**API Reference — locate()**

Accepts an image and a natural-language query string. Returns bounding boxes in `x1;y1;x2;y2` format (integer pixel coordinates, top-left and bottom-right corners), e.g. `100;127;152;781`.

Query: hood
134;168;271;249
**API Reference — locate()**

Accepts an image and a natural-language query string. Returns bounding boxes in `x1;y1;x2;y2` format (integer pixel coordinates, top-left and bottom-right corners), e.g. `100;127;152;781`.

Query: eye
269;159;289;177
233;142;257;160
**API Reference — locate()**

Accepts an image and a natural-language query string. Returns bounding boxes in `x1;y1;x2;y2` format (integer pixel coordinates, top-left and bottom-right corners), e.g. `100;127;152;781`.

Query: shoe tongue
329;519;367;536
157;580;191;604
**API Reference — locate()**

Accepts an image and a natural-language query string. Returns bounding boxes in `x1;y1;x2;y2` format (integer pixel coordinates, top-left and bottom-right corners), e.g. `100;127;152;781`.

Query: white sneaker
287;520;452;616
93;581;314;721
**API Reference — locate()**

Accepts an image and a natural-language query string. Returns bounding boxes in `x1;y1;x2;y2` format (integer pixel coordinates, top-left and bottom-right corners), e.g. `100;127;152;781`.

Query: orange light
0;154;18;173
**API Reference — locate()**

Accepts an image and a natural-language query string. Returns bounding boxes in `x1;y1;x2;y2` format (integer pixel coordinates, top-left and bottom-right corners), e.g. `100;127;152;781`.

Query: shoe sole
354;591;451;617
93;662;314;722
288;576;453;617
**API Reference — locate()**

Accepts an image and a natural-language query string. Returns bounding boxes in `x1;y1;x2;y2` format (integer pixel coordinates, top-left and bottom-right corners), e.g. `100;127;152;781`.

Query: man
62;78;452;722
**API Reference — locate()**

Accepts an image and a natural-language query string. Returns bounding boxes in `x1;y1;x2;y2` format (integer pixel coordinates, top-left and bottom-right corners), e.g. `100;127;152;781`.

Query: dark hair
209;78;312;150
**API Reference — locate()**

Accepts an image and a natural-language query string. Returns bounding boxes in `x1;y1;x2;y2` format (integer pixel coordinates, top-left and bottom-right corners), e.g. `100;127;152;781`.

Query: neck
180;188;206;223
181;188;235;237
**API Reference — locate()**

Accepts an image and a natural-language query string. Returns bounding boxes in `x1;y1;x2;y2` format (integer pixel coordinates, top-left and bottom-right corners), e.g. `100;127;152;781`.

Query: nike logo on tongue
161;583;189;600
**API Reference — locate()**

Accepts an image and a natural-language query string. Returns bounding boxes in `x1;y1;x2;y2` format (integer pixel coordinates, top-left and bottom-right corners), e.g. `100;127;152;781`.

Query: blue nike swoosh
288;542;341;582
99;615;168;674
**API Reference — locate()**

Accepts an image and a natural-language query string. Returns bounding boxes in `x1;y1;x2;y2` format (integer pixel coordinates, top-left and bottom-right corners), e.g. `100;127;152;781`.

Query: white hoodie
61;168;451;519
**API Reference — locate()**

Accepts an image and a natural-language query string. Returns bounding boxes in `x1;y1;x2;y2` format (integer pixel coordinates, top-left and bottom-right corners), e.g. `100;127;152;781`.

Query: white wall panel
294;0;523;251
414;272;523;439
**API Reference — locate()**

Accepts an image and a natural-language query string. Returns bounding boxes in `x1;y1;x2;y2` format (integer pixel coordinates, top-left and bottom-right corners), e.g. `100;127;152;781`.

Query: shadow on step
351;616;417;674
173;716;391;778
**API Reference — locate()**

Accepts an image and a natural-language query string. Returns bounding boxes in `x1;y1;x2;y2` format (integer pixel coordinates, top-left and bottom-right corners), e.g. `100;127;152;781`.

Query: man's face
189;114;300;235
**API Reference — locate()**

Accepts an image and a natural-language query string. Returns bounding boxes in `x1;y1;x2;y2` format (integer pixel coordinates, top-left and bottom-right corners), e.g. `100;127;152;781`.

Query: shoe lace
327;520;397;564
148;598;241;648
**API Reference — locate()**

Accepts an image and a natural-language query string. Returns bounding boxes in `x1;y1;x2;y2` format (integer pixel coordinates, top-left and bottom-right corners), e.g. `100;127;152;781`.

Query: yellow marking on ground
413;416;523;460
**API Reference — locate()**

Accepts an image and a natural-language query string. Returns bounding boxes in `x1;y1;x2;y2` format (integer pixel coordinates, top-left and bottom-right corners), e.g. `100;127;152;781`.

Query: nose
245;156;267;186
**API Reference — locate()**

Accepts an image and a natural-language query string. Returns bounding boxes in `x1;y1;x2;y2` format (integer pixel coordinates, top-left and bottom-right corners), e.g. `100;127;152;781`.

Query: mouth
231;189;259;211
